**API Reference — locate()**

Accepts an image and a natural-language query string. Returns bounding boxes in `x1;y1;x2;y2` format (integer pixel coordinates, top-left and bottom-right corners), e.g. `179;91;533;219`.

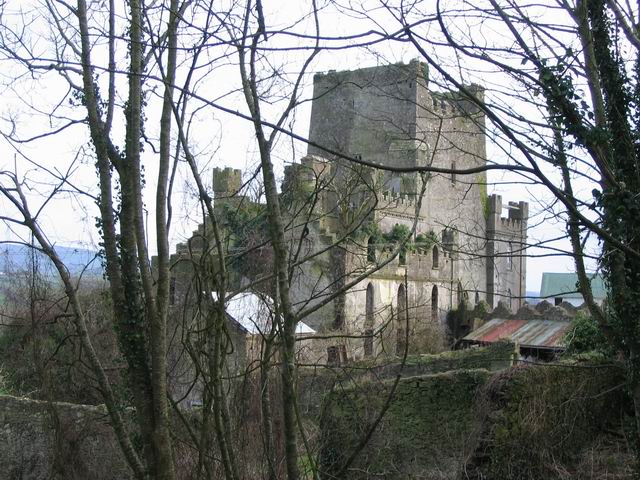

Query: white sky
0;0;599;295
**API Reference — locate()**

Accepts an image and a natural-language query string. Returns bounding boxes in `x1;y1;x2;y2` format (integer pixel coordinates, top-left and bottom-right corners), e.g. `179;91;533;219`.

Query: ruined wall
0;395;131;480
320;369;492;479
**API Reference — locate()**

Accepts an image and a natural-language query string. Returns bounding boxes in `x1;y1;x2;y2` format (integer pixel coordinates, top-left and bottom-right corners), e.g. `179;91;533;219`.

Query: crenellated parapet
345;245;453;282
486;194;528;234
381;191;417;208
212;167;242;199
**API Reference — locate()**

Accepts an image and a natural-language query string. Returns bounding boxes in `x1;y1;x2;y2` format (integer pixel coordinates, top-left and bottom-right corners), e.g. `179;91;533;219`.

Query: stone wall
0;395;131;480
319;368;492;479
318;359;628;480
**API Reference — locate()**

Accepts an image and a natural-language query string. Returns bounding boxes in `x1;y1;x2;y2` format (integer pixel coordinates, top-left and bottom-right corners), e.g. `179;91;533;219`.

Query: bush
0;273;122;404
563;311;615;357
468;363;627;479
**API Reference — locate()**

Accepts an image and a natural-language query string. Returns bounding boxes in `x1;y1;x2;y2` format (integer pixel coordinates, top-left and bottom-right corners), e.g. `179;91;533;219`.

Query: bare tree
367;0;640;468
0;1;582;478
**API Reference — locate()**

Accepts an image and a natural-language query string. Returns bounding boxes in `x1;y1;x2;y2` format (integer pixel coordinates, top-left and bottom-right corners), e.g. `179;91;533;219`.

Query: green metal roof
539;272;606;300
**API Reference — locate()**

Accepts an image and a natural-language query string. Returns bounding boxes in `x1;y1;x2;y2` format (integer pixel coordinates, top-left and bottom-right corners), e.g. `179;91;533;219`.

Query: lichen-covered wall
297;342;514;420
319;369;491;479
0;395;131;480
467;362;627;479
319;357;628;480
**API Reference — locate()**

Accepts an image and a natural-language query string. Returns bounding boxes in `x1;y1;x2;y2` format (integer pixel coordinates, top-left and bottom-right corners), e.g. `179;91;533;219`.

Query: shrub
564;311;615;357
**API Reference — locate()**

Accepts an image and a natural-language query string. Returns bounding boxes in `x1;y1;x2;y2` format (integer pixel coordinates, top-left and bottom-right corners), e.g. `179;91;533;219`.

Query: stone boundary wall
319;361;627;480
0;395;131;480
319;368;492;479
297;342;513;419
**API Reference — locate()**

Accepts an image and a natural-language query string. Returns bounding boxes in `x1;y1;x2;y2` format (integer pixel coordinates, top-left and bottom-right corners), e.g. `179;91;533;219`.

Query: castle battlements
382;191;416;207
487;194;528;235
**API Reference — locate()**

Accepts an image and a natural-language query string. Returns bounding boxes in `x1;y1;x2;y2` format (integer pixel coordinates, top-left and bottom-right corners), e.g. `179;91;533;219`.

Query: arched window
396;284;407;355
432;246;439;269
367;236;376;263
431;285;439;321
475;291;480;304
507;242;513;270
364;283;374;357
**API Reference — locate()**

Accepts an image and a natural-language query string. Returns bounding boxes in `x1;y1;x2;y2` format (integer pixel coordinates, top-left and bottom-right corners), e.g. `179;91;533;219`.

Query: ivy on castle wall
219;202;272;282
355;221;438;254
477;174;490;220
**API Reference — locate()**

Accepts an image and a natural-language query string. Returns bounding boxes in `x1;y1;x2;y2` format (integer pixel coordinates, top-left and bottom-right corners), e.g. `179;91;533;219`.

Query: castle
170;61;527;365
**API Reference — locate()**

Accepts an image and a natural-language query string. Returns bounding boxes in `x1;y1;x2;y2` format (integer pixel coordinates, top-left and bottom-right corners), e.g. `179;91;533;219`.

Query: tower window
507;242;513;270
169;277;176;306
431;285;439;321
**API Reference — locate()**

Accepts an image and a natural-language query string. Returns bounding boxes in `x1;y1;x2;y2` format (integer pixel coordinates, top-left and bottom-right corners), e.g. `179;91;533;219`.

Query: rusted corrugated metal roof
462;318;570;350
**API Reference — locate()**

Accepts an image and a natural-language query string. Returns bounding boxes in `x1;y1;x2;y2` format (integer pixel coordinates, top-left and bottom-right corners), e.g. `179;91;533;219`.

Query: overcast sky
0;1;593;294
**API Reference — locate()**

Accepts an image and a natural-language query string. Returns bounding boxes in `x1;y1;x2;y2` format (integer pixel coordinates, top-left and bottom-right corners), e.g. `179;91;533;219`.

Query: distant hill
0;244;103;278
524;290;541;304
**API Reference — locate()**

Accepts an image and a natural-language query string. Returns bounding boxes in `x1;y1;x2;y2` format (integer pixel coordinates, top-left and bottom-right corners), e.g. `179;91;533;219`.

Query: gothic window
431;285;439;321
327;346;339;366
507;242;513;270
451;161;457;184
432;246;439;269
327;345;347;366
396;284;407;355
364;283;374;357
367;236;376;263
475;291;480;304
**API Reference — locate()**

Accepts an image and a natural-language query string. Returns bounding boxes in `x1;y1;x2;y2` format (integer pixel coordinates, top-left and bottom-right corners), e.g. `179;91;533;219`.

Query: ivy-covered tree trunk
585;0;640;464
76;0;178;477
535;0;640;471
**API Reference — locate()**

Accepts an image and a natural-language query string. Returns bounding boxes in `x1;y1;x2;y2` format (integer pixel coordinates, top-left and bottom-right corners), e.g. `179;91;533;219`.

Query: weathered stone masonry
171;60;528;364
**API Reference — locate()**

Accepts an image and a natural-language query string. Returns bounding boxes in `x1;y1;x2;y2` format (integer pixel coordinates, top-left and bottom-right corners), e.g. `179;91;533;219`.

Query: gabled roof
539;272;606;301
218;291;315;336
462;318;571;350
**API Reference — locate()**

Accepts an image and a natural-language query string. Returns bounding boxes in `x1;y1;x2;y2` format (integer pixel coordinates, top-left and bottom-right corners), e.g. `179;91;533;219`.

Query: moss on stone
319;369;492;479
469;362;628;479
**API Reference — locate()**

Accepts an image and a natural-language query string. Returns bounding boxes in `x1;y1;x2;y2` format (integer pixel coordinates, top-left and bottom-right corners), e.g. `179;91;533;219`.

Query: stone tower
306;61;500;309
168;61;529;366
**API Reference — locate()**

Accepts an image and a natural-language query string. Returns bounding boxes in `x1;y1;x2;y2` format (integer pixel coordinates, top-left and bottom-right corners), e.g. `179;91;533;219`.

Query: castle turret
212;167;242;211
486;194;528;309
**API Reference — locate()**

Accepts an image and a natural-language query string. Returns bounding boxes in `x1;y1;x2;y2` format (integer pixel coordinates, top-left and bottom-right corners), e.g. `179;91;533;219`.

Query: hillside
0;244;103;278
